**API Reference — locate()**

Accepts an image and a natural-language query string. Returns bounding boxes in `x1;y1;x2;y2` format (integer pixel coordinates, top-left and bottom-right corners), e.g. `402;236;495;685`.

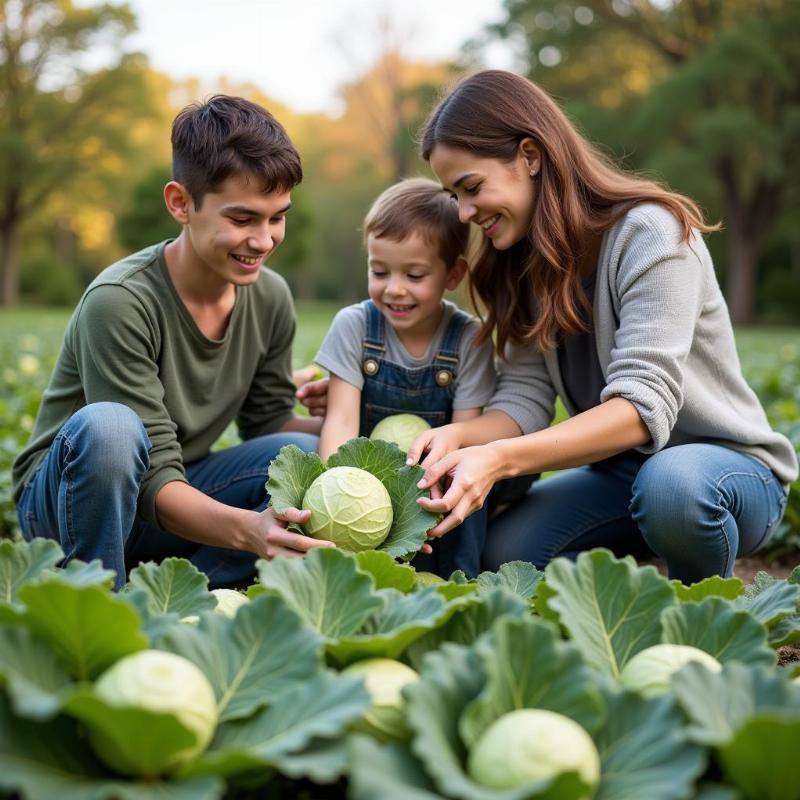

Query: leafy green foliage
1;542;800;795
540;550;676;677
267;438;437;557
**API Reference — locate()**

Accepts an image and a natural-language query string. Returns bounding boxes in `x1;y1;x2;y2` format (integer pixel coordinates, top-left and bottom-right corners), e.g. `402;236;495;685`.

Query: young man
12;96;333;590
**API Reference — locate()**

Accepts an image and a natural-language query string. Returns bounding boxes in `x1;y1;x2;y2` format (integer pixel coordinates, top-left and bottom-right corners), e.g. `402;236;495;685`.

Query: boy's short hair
363;177;469;268
171;95;302;208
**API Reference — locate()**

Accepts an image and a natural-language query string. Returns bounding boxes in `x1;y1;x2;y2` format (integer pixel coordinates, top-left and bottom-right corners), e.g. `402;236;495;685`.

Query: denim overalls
358;300;487;578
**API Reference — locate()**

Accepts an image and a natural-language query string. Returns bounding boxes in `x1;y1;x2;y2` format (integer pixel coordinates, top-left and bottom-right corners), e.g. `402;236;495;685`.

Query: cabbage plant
89;649;218;775
620;644;722;697
468;708;601;792
303;466;393;551
267;438;437;558
210;588;249;618
370;414;431;453
343;657;419;741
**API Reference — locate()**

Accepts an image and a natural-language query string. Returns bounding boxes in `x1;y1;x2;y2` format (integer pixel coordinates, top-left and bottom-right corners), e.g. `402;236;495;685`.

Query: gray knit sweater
488;203;799;489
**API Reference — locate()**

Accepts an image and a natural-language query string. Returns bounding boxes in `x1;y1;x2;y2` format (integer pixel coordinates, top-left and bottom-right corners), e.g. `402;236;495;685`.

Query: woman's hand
255;507;335;559
416;443;505;538
406;423;463;469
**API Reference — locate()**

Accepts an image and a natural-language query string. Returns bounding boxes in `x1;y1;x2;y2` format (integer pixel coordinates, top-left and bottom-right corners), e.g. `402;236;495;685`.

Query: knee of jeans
67;402;150;474
281;432;319;454
631;449;712;545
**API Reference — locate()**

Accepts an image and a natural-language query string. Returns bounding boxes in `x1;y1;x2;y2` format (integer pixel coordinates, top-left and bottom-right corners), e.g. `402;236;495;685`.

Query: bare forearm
155;481;257;551
490;397;650;478
279;414;323;435
319;414;358;461
451;409;523;447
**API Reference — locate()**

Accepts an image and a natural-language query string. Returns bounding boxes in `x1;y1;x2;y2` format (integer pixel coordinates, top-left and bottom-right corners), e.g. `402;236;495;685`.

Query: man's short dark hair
171;95;302;207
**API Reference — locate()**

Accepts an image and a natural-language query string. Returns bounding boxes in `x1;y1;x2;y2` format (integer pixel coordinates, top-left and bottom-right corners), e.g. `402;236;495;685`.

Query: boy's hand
256;507;335;559
295;374;329;417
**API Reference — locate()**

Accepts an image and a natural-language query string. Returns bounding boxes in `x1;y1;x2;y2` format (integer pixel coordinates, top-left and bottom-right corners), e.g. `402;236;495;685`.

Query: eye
370;270;387;278
407;274;425;281
229;217;250;226
270;215;286;224
464;184;480;195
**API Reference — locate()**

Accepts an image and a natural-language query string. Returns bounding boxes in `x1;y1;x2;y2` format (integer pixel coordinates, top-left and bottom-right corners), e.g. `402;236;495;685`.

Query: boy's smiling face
367;231;465;343
167;173;292;289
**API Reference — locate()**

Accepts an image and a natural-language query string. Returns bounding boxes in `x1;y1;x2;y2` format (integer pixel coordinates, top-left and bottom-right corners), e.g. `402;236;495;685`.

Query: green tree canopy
0;0;154;306
481;0;800;322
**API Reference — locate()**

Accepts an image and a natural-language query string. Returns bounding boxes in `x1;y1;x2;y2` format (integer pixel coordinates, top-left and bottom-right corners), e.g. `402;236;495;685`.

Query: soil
641;555;796;584
731;555;795;584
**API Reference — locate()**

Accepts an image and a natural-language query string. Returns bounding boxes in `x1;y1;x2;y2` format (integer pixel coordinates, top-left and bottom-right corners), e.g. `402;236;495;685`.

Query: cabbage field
3;540;800;799
1;310;800;798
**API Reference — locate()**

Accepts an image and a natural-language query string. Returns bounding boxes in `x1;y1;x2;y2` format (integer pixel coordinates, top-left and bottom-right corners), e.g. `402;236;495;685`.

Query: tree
481;0;800;322
116;166;179;253
0;0;153;306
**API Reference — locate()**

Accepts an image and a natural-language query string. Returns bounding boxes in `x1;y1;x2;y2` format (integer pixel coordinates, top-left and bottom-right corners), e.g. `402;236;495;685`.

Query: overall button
435;369;452;386
363;358;380;376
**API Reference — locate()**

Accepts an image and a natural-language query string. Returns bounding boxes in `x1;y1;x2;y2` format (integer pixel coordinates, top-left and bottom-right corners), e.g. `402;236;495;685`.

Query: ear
445;256;468;291
164;181;193;225
519;137;541;177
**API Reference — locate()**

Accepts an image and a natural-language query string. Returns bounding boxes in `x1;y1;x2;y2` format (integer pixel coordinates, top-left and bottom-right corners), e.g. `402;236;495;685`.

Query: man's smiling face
182;173;292;288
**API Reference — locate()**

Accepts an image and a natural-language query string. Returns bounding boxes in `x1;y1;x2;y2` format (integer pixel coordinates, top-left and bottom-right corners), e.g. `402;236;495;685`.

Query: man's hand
256;507;335;559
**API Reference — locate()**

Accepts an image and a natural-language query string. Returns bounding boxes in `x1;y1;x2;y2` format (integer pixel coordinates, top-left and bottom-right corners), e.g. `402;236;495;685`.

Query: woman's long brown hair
421;70;718;355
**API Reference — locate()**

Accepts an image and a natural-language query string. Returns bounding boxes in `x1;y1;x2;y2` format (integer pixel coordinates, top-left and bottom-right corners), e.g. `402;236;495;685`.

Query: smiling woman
406;69;799;585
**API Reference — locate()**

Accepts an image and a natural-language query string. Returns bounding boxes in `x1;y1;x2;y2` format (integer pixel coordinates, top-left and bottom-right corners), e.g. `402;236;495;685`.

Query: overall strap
362;300;386;377
431;309;471;387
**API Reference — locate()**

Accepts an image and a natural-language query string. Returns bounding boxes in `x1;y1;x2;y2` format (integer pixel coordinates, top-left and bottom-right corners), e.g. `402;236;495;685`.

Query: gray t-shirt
315;299;496;410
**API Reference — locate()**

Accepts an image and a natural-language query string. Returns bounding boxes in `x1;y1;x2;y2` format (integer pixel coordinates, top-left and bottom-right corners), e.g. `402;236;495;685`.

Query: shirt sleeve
600;206;705;452
486;339;557;434
72;284;186;524
236;280;297;440
314;305;367;390
452;320;497;409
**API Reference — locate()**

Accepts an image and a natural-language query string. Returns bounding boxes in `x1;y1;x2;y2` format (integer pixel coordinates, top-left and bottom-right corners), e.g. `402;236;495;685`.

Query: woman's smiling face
429;142;539;251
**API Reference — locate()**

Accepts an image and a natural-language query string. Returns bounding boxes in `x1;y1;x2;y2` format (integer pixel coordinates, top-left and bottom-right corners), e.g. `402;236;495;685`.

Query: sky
121;0;514;115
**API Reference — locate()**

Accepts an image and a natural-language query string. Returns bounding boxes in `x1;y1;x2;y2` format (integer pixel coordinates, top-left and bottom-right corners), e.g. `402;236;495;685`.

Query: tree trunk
0;204;20;308
725;225;758;324
716;159;778;325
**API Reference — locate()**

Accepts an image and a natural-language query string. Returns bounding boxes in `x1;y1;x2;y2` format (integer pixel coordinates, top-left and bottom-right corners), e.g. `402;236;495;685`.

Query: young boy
12;96;333;590
314;178;496;578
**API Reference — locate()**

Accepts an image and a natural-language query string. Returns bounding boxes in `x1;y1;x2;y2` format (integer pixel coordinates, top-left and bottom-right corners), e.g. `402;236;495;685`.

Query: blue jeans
483;444;789;584
16;402;318;590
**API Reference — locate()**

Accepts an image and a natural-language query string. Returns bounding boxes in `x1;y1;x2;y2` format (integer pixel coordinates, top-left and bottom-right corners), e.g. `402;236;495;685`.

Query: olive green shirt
13;242;297;523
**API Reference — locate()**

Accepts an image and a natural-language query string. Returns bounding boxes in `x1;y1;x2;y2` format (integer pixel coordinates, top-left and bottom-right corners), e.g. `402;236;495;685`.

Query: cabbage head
413;570;445;587
468;708;600;792
370;414;431;453
620;643;722;697
302;466;393;551
211;588;250;617
343;658;419;741
91;649;218;775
